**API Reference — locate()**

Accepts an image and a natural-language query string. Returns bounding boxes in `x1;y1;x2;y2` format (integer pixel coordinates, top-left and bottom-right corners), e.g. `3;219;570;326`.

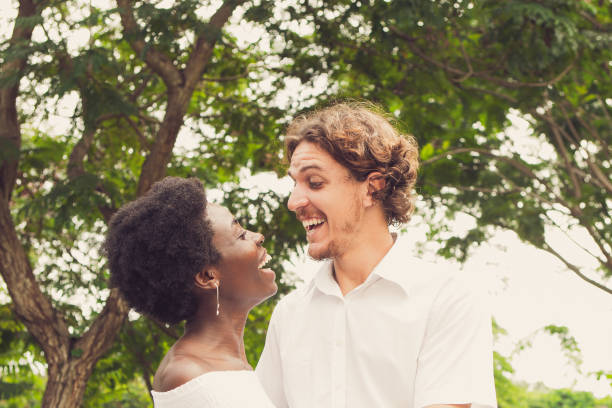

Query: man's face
287;142;366;260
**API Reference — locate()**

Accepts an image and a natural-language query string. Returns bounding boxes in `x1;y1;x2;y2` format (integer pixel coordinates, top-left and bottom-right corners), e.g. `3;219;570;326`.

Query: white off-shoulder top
151;370;276;407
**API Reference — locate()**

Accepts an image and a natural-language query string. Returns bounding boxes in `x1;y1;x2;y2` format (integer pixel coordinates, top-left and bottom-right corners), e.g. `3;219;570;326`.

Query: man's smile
302;218;326;231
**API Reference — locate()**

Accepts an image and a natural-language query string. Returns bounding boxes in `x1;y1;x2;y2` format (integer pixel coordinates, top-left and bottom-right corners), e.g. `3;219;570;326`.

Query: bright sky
2;0;611;399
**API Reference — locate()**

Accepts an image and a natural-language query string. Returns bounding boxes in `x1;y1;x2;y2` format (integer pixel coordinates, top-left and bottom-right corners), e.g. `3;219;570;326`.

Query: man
256;103;497;408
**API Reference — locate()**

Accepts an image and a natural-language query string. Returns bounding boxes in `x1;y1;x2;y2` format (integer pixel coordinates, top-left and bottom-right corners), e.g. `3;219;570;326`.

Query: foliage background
0;0;610;406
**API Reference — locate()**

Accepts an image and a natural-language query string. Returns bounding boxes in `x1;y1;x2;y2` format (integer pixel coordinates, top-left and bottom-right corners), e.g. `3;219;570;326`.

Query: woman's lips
258;250;271;269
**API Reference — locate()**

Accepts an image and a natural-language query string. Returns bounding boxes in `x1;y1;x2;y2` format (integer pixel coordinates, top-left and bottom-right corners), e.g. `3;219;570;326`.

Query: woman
104;177;277;407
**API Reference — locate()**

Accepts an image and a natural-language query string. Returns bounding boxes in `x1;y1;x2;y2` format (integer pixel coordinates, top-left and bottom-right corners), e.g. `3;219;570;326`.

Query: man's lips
300;217;326;231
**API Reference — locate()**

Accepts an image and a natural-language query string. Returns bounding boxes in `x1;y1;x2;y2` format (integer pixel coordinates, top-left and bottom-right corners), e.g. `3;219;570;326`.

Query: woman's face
207;204;277;308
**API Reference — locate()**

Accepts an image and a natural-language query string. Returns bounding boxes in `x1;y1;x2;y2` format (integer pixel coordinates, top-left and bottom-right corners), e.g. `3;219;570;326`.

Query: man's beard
308;238;347;261
308;198;362;261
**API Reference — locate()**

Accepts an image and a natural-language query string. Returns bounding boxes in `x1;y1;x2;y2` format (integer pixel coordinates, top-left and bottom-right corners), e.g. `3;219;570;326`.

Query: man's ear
194;268;219;290
364;172;386;207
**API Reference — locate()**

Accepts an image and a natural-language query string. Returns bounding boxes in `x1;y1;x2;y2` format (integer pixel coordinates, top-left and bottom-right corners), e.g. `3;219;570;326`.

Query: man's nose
287;186;308;212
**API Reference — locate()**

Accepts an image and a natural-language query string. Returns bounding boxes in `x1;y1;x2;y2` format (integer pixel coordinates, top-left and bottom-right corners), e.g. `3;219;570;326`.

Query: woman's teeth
258;253;272;269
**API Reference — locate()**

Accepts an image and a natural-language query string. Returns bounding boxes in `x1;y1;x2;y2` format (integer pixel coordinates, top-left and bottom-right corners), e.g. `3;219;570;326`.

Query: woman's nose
255;232;265;246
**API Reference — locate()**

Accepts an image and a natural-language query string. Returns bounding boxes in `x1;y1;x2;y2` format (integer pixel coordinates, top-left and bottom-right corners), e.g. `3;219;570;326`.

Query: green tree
260;0;612;293
2;0;610;405
528;388;596;408
0;0;302;405
492;320;612;408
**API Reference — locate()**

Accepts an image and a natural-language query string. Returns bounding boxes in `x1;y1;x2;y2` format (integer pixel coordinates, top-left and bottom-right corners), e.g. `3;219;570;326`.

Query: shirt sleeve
256;303;289;408
413;276;497;408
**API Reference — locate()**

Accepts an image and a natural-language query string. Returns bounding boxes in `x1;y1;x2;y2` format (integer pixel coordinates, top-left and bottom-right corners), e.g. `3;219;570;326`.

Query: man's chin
307;243;332;261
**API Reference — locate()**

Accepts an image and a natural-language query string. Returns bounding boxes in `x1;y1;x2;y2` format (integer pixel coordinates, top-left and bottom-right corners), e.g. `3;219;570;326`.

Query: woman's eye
239;231;247;240
309;181;323;189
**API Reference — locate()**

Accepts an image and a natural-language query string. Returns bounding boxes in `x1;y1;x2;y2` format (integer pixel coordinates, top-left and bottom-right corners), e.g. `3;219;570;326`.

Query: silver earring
215;282;220;316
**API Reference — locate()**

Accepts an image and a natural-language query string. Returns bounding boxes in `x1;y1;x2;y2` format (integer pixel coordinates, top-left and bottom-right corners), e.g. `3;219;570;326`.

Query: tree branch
430;161;561;212
556;101;583;145
431;182;522;196
554;102;612;194
541;242;612;295
0;200;71;364
115;0;182;88
201;71;249;82
183;0;247;88
389;25;575;89
423;147;538;179
422;147;579;214
67;129;96;180
76;289;129;363
524;106;611;195
595;95;611;124
135;0;245;196
456;84;518;104
455;37;473;82
544;115;582;199
578;10;610;32
579;222;612;272
574;104;611;161
543;213;608;268
0;0;73;365
477;61;575;89
0;0;48;201
127;73;154;103
122;114;151;150
66;247;102;280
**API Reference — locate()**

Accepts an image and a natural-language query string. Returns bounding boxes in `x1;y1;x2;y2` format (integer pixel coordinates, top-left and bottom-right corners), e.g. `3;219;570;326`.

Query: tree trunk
42;360;95;408
137;89;191;195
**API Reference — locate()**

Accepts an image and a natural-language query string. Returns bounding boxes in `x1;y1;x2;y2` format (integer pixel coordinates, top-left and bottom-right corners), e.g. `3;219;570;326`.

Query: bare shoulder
153;355;211;392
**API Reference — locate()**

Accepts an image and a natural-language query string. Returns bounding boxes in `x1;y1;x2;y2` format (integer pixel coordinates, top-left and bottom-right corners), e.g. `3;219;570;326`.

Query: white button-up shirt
256;236;497;408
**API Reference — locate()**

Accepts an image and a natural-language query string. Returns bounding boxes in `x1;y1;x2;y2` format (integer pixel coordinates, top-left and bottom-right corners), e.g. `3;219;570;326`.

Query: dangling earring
215;282;220;316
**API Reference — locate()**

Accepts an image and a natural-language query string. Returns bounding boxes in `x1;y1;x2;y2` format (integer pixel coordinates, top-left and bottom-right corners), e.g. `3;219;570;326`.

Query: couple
104;103;497;408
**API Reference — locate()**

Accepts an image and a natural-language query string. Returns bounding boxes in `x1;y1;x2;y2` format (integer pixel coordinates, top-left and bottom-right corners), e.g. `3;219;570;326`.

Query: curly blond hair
285;102;419;225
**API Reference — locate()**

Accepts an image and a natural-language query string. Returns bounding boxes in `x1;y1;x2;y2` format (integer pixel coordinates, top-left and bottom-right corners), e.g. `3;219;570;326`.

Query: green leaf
420;143;434;160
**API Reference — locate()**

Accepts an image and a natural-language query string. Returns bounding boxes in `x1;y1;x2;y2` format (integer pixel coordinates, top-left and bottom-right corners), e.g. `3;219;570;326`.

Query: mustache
295;208;325;221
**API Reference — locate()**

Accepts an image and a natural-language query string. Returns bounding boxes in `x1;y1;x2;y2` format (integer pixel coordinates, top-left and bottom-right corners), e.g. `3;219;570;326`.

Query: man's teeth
258;253;272;269
302;218;325;229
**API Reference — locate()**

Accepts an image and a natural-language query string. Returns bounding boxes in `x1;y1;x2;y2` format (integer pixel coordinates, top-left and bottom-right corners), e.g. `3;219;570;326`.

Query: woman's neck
180;306;251;369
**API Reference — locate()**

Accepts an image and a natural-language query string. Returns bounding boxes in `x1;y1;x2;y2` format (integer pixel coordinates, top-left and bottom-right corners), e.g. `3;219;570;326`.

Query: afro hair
104;177;220;324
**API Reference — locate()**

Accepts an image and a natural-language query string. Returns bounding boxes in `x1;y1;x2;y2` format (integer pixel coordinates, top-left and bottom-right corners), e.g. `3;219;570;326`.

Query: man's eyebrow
287;164;323;179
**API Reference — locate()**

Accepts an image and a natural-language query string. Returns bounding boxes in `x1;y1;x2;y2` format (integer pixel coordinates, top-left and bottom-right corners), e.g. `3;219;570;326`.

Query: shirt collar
311;261;342;297
309;234;418;297
370;233;417;295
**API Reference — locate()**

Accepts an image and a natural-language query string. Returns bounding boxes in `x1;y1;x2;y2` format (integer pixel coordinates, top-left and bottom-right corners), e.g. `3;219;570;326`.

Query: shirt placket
331;299;347;408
